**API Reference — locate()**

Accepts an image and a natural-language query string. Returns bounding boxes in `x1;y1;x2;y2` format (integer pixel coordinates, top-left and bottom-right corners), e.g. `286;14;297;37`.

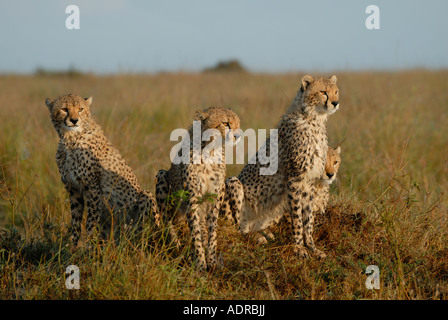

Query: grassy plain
0;71;447;299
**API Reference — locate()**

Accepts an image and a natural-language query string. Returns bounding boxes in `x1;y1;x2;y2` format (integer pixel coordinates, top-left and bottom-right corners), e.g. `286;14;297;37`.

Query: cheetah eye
79;108;84;112
62;108;68;113
320;91;327;96
335;91;339;95
222;122;230;128
334;161;339;165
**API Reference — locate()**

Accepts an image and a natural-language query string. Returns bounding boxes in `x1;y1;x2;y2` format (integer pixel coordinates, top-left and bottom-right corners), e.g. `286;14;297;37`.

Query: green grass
0;71;447;299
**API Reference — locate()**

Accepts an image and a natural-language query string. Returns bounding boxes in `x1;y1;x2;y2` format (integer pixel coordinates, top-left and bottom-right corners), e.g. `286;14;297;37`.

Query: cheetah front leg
67;188;84;246
186;193;207;271
206;185;225;269
303;187;326;259
84;185;107;242
137;190;160;228
287;179;309;258
155;170;169;215
222;176;244;229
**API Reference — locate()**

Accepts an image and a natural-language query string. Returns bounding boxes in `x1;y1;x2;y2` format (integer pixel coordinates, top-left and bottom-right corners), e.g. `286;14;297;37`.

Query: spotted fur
221;75;340;259
313;146;341;221
46;94;159;245
155;106;241;271
242;146;342;245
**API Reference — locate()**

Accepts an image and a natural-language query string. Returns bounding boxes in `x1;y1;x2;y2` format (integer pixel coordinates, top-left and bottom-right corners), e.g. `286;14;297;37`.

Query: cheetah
155;106;241;271
45;94;159;245
221;75;340;259
313;146;341;223
240;146;342;245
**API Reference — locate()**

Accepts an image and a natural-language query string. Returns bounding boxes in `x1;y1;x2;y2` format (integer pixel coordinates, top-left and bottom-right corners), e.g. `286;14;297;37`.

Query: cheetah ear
329;75;337;84
194;109;209;121
45;98;54;110
335;146;341;154
84;96;93;106
301;75;314;91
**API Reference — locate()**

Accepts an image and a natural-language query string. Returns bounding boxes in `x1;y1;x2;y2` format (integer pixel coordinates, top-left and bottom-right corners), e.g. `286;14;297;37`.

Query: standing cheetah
46;94;159;245
221;75;340;259
155;107;241;271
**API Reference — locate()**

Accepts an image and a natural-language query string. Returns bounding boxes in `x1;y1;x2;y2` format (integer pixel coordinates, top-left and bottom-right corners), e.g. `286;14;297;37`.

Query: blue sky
1;0;447;73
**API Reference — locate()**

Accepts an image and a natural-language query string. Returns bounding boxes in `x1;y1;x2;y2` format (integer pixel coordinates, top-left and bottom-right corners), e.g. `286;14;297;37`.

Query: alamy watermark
169;121;279;175
66;5;80;30
365;265;380;290
365;5;380;30
65;4;380;31
65;265;80;289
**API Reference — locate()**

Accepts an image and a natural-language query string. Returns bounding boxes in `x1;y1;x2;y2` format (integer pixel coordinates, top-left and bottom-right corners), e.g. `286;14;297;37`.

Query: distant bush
203;59;247;73
34;66;85;77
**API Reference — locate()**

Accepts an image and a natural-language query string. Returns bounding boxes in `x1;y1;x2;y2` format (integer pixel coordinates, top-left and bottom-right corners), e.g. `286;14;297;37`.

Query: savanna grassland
0;71;447;300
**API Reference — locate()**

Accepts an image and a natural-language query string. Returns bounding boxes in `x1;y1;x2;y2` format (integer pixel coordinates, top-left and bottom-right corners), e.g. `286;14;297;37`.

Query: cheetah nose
70;118;78;125
327;173;334;179
331;101;339;107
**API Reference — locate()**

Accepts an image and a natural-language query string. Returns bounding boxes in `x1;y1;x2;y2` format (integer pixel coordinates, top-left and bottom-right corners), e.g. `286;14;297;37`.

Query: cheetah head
194;106;242;146
322;146;341;185
45;94;92;134
298;75;340;116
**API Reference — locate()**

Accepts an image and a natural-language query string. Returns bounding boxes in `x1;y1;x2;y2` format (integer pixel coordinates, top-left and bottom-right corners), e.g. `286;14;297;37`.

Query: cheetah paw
264;232;275;241
312;249;327;260
294;245;310;259
257;235;268;245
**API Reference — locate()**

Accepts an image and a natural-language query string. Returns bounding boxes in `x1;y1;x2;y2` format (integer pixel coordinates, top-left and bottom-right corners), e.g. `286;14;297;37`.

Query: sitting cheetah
313;146;341;223
45;94;159;245
221;75;340;259
237;146;342;245
155;106;241;271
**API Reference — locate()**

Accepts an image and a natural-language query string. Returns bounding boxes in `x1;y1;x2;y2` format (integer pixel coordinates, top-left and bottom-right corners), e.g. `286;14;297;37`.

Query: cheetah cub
46;94;159;245
155;107;241;271
221;75;340;259
313;146;341;222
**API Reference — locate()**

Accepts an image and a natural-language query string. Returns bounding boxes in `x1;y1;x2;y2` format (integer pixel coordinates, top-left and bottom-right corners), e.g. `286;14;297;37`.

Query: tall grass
0;71;447;299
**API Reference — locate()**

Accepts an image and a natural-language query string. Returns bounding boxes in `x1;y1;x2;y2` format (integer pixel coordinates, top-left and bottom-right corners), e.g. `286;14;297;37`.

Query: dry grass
0;71;447;299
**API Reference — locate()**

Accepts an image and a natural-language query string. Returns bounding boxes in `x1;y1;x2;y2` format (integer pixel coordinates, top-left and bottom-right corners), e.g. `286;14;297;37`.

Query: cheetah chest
295;120;327;183
196;164;225;195
306;139;327;182
61;149;84;190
